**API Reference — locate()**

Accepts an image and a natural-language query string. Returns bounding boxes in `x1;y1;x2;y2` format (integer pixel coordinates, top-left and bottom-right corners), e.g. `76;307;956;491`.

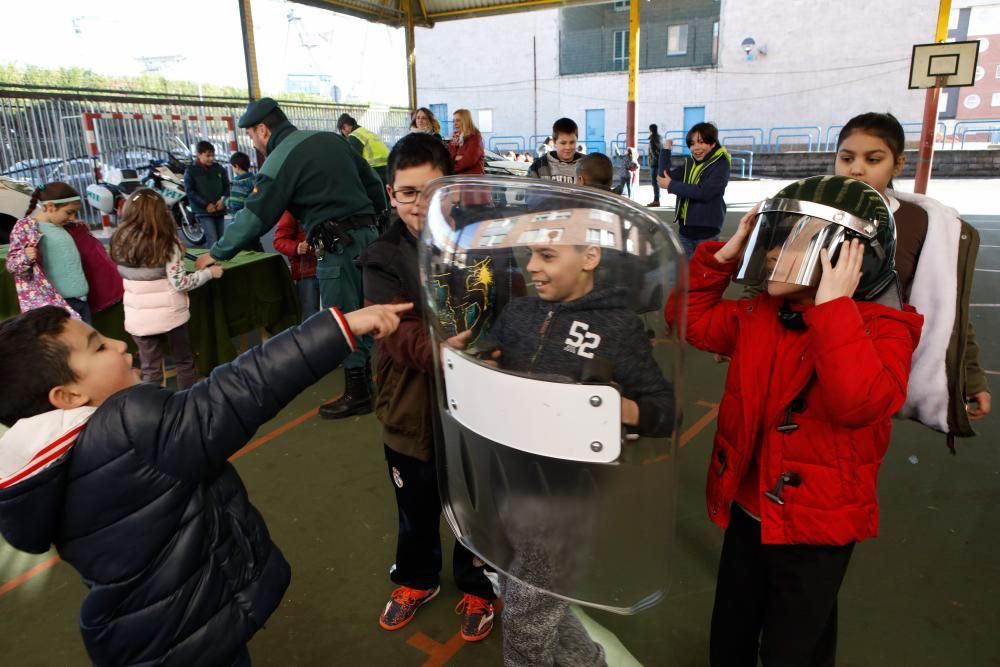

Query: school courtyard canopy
239;0;647;144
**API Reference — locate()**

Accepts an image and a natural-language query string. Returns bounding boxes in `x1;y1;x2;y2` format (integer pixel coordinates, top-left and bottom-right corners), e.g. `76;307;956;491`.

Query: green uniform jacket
947;220;989;438
210;121;386;261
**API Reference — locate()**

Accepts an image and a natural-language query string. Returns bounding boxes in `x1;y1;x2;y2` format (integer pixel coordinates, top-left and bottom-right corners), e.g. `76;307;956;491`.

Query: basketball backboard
909;40;981;89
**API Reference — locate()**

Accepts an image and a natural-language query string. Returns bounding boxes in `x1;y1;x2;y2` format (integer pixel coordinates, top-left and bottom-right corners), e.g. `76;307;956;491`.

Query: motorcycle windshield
419;177;685;615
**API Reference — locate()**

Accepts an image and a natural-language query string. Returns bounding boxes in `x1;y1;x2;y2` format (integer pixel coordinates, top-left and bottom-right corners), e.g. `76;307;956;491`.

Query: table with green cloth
0;245;301;377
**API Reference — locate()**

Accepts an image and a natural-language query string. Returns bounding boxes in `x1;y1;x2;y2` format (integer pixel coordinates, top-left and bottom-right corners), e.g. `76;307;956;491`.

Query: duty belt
309;214;376;257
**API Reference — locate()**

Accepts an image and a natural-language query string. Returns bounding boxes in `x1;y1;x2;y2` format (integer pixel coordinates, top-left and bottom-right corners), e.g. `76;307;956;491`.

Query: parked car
484;149;530;177
47;158;99;195
0;177;33;244
1;158;60;186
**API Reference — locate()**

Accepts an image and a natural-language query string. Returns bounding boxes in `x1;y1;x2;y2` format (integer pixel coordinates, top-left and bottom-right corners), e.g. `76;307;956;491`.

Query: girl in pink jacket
5;182;89;321
109;189;223;389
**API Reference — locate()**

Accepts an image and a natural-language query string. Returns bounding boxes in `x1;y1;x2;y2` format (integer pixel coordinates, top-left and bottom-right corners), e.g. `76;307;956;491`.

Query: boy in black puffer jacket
0;303;407;666
482;234;674;667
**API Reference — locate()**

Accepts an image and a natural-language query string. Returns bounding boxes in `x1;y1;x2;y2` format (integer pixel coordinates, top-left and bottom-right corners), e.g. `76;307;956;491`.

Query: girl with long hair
110;189;223;388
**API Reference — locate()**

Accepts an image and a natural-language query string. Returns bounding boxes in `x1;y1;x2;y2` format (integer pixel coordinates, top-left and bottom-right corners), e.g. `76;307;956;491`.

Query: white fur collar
891;189;960;433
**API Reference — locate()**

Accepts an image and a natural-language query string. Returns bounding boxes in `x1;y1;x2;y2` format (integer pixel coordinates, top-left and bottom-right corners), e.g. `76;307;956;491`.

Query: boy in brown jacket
362;133;497;641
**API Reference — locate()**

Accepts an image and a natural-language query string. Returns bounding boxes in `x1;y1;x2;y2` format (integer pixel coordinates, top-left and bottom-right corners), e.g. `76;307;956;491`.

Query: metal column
914;0;952;194
625;0;640;149
238;0;262;101
405;2;419;113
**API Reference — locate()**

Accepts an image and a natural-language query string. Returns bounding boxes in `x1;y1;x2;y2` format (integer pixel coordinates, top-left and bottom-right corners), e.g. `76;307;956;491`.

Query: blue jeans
296;276;320;320
197;214;226;249
650;166;661;203
65;297;92;324
679;234;719;259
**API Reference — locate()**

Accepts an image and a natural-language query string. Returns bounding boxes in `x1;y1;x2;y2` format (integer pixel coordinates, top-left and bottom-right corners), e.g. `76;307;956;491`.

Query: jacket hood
0;407;94;553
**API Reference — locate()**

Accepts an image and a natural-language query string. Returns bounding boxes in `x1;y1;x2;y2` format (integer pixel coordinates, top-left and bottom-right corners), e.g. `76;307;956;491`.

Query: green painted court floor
1;211;998;666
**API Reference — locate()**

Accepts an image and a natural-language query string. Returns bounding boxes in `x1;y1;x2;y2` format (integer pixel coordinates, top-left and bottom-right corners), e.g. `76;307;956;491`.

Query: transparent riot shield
419;176;685;617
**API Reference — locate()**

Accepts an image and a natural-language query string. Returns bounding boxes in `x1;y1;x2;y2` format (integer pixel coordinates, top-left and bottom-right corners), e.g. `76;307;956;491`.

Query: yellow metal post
238;0;262;100
914;0;952;194
406;2;418;113
626;0;640;150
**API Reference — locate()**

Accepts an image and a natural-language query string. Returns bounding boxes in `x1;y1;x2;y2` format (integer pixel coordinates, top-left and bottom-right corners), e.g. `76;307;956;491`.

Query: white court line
985;370;1000;376
975;268;1000;272
970;304;1000;307
981;245;1000;248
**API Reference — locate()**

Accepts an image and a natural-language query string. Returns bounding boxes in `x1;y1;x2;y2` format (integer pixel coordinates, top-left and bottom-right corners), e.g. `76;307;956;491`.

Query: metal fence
0;83;410;223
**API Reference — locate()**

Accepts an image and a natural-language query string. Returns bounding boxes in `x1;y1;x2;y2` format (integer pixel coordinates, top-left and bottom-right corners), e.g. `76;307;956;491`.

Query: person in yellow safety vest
337;113;390;187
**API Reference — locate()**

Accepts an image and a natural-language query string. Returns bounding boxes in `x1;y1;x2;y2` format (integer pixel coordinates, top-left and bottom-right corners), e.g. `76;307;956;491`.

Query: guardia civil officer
197;98;387;419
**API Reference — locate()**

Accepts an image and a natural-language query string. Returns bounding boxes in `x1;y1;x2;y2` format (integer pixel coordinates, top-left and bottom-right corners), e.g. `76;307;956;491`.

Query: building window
995;64;1000;79
964;94;981;109
479;233;506;248
992;92;1000;107
613;0;629;11
667;24;689;56
613;30;629;70
712;21;719;63
477;109;493;133
518;228;564;244
939;91;950;113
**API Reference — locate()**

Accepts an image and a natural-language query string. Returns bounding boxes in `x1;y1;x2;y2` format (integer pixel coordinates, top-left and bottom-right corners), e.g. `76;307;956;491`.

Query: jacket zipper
528;309;555;370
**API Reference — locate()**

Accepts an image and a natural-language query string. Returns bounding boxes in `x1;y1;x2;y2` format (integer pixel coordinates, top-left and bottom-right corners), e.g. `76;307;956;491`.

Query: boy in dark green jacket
184;140;229;249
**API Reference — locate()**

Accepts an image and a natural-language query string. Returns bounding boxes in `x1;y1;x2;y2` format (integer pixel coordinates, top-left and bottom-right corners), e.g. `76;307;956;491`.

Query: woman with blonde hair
409;107;442;140
447;109;485;176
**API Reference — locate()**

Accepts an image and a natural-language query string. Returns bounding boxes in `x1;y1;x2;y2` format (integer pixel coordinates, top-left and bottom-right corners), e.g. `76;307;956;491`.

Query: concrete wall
744;149;1000;179
415;0;940;145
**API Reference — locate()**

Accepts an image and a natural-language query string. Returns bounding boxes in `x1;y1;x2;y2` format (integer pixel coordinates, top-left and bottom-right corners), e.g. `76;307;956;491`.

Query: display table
0;245;300;376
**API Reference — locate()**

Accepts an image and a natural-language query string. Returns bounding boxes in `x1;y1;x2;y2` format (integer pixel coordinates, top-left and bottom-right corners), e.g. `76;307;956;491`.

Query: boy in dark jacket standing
481;220;674;667
184;140;230;249
0;302;407;666
657;121;731;257
362;133;498;641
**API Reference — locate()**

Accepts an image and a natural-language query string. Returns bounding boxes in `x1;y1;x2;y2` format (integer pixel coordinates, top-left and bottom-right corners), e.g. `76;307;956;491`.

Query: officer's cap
238;98;281;128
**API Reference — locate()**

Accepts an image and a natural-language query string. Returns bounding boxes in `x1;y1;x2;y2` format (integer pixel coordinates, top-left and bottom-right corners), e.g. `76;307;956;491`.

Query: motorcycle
86;146;205;246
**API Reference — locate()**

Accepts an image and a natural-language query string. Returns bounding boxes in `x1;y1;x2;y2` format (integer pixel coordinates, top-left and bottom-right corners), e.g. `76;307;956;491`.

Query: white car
484;149;531;177
0;177;33;244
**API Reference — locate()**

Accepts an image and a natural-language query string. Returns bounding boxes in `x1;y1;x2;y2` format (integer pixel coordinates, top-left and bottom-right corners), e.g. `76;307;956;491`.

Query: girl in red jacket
675;176;924;666
273;212;319;320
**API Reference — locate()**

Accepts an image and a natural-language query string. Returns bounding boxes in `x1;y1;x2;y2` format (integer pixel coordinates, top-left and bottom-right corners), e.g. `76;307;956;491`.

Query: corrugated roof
292;0;607;27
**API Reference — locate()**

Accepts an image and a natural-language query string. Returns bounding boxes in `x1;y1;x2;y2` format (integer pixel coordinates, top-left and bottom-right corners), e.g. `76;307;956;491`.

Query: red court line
0;401;330;598
407;631;467;666
0;554;61;598
643;400;720;465
229;406;322;461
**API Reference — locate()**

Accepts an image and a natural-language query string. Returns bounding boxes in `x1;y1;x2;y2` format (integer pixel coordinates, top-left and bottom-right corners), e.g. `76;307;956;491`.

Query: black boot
319;366;373;419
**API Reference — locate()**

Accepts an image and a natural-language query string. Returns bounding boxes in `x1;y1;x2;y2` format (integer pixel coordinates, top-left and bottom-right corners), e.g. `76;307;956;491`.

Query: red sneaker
379;585;440;631
455;594;495;642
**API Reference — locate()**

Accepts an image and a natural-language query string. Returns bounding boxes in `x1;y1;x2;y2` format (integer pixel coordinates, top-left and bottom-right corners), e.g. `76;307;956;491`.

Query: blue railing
488;135;526;153
825;122;948;151
717;128;765;153
728;149;754;178
579;139;607;155
952;120;1000;149
767;126;821;153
